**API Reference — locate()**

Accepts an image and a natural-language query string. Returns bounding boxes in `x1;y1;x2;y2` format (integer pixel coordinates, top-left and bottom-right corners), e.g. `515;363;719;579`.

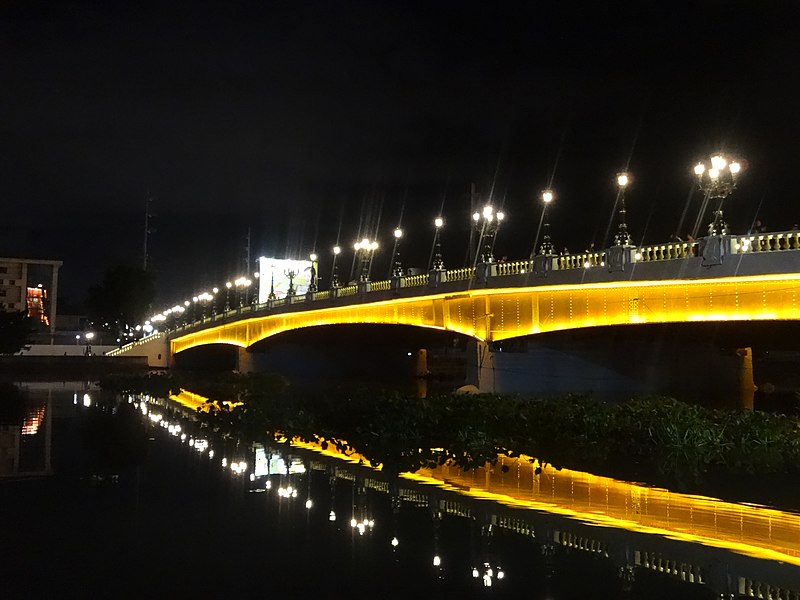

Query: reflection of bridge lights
231;461;248;475
208;449;214;459
277;485;298;498
472;563;504;587
349;517;374;535
222;457;228;468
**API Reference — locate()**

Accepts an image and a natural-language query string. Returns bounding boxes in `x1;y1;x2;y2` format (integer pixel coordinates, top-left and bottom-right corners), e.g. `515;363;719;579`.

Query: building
0;258;62;337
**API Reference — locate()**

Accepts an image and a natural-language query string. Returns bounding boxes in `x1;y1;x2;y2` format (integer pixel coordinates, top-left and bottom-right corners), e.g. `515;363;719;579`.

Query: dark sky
2;1;799;308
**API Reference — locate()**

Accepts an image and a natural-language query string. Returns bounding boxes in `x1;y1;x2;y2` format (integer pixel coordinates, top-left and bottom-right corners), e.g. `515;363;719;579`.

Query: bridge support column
465;339;497;393
236;347;257;374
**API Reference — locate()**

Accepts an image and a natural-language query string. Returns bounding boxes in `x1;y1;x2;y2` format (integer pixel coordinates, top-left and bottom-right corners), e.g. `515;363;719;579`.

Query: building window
0;267;7;274
0;290;6;297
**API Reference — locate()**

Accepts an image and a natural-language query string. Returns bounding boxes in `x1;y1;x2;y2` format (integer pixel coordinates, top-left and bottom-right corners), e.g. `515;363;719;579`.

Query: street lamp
391;227;404;277
331;245;342;288
693;153;744;236
225;282;232;311
431;217;445;271
614;173;633;246
472;205;505;263
354;238;379;282
309;253;318;292
533;189;555;257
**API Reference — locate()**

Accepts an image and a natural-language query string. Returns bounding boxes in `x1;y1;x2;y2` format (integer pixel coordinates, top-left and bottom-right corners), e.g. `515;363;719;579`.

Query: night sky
3;1;799;309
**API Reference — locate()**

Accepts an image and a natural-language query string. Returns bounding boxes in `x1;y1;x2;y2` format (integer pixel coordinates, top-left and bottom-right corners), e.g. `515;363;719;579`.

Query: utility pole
143;194;154;271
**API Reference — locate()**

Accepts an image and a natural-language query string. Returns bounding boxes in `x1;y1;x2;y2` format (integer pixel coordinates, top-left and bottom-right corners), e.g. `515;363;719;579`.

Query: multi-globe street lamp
472;205;505;264
613;173;633;247
354;238;379;282
693;153;744;236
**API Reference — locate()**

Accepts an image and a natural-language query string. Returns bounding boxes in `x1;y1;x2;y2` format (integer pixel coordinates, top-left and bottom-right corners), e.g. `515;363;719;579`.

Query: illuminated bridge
110;231;800;397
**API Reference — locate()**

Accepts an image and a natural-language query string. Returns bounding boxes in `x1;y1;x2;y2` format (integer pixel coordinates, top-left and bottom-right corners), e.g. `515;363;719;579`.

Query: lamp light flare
393;227;403;239
617;173;630;188
333;245;341;255
472;212;480;222
694;163;705;176
434;217;444;228
708;168;720;180
310;253;318;261
541;190;554;204
497;211;505;221
730;161;741;174
710;154;727;170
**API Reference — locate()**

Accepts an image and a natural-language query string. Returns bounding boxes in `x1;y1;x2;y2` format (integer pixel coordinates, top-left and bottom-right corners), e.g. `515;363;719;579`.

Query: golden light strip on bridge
165;389;800;567
170;272;800;354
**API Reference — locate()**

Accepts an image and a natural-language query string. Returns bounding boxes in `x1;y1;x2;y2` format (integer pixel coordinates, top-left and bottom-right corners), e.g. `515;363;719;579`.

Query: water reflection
5;383;800;598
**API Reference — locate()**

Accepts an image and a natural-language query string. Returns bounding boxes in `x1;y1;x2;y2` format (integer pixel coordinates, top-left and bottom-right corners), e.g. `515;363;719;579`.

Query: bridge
110;230;800;398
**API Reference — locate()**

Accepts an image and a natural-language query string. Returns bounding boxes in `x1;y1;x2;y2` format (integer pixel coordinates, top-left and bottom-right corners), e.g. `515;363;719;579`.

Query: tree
85;266;156;334
0;310;33;355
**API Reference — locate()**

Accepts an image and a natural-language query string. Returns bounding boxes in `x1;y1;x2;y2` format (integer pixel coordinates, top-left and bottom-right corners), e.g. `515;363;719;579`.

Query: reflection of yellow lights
169;273;800;354
292;439;800;568
168;389;242;412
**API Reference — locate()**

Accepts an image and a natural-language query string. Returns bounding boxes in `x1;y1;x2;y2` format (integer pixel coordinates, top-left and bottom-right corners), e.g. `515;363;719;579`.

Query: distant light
694;163;705;176
541;189;554;204
730;161;742;174
472;212;480;222
83;394;91;407
329;510;336;521
310;253;318;261
497;570;505;580
333;245;341;255
433;555;441;567
617;173;630;188
434;217;444;228
710;154;727;170
407;352;412;356
393;227;403;239
391;537;399;547
708;168;720;180
305;499;313;509
497;211;505;221
226;282;232;289
350;518;357;528
85;332;95;340
472;568;480;578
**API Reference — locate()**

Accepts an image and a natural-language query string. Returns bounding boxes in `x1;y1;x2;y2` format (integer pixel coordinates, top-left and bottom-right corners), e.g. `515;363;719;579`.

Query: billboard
257;257;315;302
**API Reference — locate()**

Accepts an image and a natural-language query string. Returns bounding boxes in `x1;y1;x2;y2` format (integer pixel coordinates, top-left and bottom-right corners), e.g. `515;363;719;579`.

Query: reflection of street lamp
614;173;633;246
354;238;379;282
694;153;744;236
391;227;404;277
431;217;444;271
472;205;505;263
330;245;342;288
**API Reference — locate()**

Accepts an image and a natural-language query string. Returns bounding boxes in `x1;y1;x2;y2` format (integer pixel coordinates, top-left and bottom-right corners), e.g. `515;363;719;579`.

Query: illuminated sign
258;257;315;302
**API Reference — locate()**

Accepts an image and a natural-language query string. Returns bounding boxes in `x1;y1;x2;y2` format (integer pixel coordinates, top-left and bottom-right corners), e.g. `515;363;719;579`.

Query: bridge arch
170;273;800;355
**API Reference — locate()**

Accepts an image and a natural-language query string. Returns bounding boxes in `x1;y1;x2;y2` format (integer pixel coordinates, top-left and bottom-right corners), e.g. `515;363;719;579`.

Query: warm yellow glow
434;217;444;228
694;163;705;176
293;438;800;568
541;189;554;204
730;161;741;174
616;173;629;188
168;389;242;412
170;272;800;354
710;154;727;170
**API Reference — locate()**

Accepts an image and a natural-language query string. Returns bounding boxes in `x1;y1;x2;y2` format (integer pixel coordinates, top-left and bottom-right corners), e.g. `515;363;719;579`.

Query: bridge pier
236;347;257;374
466;330;757;407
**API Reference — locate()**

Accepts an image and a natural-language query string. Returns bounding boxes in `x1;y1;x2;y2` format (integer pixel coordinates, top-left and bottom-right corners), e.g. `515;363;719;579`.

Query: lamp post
330;245;342;288
354;238;379;282
693;153;744;236
391;227;404;277
225;281;232;311
534;189;555;257
285;269;297;297
308;253;318;293
430;217;445;271
472;205;505;264
211;287;219;316
614;173;633;246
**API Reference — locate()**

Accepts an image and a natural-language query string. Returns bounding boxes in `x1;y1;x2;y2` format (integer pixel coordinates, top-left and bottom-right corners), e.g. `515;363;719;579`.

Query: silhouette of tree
0;309;33;355
85;266;155;334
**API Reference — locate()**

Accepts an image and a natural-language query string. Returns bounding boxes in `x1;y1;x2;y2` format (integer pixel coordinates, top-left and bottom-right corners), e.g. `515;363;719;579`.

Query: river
2;381;799;598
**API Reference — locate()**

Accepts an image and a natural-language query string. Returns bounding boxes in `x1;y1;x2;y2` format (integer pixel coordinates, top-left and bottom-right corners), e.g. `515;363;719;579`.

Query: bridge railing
735;231;800;253
558;251;607;270
495;260;529;276
635;241;696;261
404;273;428;288
447;266;474;281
